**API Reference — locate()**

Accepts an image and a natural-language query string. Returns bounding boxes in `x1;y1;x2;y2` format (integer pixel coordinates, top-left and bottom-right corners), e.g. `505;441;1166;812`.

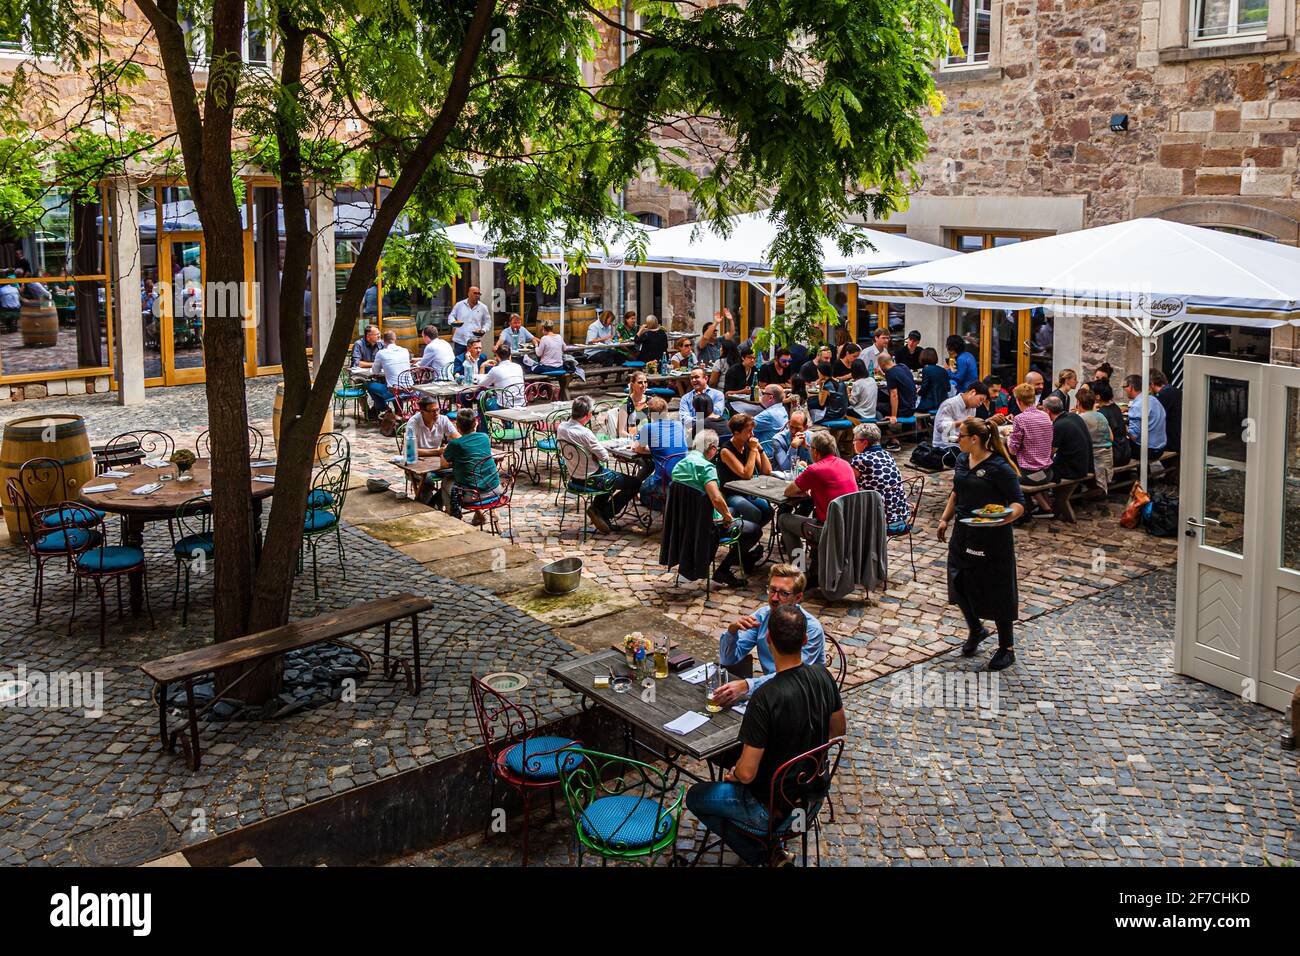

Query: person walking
936;418;1025;671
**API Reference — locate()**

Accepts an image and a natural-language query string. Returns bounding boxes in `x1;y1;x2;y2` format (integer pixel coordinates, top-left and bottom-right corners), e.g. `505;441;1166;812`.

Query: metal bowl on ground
366;477;391;493
541;556;583;595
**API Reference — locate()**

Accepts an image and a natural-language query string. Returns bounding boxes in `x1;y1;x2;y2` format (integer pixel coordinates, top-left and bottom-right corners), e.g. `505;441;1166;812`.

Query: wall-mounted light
1109;113;1130;133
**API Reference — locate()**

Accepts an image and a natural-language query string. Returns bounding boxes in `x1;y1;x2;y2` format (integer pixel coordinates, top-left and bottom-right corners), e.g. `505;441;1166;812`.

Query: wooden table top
79;459;277;517
486;400;571;424
395;449;506;478
726;473;798;504
548;649;744;762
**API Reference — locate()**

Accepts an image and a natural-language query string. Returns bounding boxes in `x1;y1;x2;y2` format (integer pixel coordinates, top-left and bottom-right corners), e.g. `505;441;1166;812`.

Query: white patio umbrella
856;218;1300;488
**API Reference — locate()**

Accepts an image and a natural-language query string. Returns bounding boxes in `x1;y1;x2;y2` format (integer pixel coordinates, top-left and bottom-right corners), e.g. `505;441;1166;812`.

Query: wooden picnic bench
141;593;434;770
1022;451;1179;523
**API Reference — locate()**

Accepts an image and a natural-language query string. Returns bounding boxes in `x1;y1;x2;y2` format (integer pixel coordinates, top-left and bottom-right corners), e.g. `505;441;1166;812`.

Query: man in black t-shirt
794;345;833;398
893;330;923;371
1044;395;1093;481
686;605;845;866
758;348;796;388
1151;369;1182;455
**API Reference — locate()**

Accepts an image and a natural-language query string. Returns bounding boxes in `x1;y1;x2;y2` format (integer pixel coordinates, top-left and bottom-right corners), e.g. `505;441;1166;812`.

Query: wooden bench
141;594;434;770
1022;451;1180;523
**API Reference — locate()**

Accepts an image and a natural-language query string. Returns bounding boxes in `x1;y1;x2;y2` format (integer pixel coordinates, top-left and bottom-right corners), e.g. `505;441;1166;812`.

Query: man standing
778;431;857;558
352;323;381;369
752;384;789;453
685;604;845;867
893;330;923;371
419;326;455;378
713;565;827;704
1150;368;1182;455
449;286;492;358
557;397;642;533
1124;373;1167;459
933;381;989;448
366;330;412;416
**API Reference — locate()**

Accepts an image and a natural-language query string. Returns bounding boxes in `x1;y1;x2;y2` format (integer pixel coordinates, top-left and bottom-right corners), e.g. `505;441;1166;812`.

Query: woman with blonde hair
936;417;1025;671
1048;368;1078;412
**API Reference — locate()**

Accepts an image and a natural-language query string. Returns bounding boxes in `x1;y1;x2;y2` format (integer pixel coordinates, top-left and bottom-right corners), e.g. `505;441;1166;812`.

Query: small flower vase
176;460;193;474
625;649;638;671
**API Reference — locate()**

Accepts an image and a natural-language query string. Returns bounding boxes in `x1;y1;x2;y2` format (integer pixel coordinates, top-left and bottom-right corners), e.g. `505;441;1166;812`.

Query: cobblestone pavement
1;377;1178;690
396;570;1300;867
0;512;582;865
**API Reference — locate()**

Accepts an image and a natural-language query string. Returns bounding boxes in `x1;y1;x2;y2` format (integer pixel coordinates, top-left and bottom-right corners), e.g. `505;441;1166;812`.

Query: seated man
1123;373;1167;458
476;342;526;409
365;330;412;417
978;375;1011;421
419;326;456;378
679;366;726;430
351;323;381;369
713;564;827;703
439;408;501;521
757;348;796;389
794;345;833;398
932;381;989;448
633;396;689;500
454;337;487;380
850;423;911;529
879;352;917;451
495;311;536;357
685;603;845;867
768;409;812;474
1007;381;1055;513
671;430;762;586
556;396;642;533
777;431;857;559
1044;395;1094;484
752;384;789;453
723;345;762;416
408;396;460;506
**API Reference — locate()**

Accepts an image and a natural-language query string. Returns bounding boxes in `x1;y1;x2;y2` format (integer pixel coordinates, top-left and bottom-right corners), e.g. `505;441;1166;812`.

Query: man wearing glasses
711;564;827;706
757;347;796;389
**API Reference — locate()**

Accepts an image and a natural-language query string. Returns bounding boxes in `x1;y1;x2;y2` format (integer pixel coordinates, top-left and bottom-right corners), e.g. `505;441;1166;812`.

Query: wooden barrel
536;306;598;345
19;301;58;348
382;315;421;358
272;383;337;463
0;414;94;539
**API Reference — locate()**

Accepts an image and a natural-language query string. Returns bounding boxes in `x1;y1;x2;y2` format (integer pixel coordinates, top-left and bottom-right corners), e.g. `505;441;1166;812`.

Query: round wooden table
78;459;277;613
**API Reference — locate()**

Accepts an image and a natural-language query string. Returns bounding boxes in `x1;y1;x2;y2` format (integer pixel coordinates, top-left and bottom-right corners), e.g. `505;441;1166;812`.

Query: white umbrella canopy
441;218;652;266
856;217;1300;489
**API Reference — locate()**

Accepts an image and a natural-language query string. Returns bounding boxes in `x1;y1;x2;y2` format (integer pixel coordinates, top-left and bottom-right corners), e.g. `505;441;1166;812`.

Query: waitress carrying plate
959;506;1017;528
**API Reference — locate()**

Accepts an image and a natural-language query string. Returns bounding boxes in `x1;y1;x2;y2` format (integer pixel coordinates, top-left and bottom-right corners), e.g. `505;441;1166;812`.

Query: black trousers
953;588;1015;650
592;470;642;520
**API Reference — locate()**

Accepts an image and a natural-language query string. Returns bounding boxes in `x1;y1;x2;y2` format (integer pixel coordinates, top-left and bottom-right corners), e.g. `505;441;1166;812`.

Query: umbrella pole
558;261;568;344
1140;334;1152;490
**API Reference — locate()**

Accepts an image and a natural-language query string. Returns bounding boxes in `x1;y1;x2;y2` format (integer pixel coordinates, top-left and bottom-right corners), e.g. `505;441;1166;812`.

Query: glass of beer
705;663;724;714
653;635;669;679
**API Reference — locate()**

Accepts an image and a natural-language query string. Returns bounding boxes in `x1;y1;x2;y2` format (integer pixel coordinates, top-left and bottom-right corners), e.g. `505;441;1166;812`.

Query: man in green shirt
671;430;762;586
440;408;501;519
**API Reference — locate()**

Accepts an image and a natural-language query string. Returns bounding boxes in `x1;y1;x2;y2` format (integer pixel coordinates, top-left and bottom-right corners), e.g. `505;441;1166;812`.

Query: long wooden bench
141;594;434;770
1022;451;1179;523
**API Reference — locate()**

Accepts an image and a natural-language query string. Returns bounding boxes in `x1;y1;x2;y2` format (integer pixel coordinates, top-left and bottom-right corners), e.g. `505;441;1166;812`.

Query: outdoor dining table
484;400;571;425
78;458;277;613
394;449;508;506
726;473;803;562
547;649;745;785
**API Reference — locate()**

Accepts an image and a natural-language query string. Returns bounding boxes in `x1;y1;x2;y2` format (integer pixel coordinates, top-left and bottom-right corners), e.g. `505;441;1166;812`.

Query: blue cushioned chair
558;748;684;866
471;676;583;866
298;459;349;599
556;437;615;543
69;513;153;648
820;419;855;430
334;367;368;423
40;505;106;529
6;472;101;625
647;387;677;399
169;495;214;626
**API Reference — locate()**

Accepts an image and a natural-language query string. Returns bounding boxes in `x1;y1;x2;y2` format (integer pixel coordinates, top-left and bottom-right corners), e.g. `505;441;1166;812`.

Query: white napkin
141;459;170;469
202;488;212;497
131;482;163;495
663;711;711;736
252;475;276;484
100;469;130;478
250;459;277;468
82;483;118;494
678;663;715;685
389;456;405;465
732;702;748;715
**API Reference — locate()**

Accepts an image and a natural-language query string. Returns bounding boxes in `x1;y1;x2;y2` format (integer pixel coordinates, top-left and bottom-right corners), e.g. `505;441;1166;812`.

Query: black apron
947;452;1024;621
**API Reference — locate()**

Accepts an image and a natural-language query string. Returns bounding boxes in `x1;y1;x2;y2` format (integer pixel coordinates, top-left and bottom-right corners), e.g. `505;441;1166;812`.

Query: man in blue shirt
679;366;726;430
351;324;381;368
1123;374;1167;455
752;384;789;453
768;409;812;472
633;398;689;500
711;563;827;705
946;334;979;393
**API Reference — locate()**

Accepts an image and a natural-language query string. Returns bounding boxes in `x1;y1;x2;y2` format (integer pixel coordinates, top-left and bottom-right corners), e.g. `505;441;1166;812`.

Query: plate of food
960;514;1015;527
972;504;1009;517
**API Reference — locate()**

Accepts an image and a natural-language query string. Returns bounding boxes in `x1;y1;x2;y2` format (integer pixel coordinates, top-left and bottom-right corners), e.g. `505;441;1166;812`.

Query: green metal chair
556;437;617;543
170;495;214;627
298;459;349;599
531;407;568;501
557;747;685;867
334;367;368;423
477;387;528;452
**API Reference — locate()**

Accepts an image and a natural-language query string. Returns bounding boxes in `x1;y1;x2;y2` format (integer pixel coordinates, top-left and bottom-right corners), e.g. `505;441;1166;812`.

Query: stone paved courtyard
397;570;1300;866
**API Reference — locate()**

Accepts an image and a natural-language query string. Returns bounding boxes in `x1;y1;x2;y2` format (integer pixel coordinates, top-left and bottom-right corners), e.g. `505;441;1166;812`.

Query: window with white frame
944;0;992;67
1;15;36;55
181;1;272;68
1191;0;1269;41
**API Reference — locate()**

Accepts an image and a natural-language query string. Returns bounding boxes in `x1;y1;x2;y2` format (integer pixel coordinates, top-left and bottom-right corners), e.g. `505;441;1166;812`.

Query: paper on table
663;711;711;736
100;469;130;478
250;459;277;468
82;483;118;494
252;475;276;484
202;488;212;497
131;482;162;495
678;662;714;685
731;702;748;715
141;459;170;468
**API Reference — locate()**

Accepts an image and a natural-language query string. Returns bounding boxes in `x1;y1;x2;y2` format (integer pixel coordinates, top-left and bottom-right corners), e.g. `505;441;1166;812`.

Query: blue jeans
685;782;773;866
453;341;468;358
726;493;772;528
534;363;566;374
365;380;394;413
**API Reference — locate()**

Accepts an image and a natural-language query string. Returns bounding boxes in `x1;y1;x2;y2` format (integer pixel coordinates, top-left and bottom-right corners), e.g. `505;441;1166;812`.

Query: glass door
162;231;206;384
1258;366;1300;710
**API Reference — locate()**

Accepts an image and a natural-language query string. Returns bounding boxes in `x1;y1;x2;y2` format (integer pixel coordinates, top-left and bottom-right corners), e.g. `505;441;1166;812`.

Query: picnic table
79;458;277;613
547;649;745;784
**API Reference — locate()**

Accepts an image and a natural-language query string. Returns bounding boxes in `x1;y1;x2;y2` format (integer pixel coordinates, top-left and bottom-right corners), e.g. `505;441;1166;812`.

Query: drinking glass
704;662;724;714
653;635;669;679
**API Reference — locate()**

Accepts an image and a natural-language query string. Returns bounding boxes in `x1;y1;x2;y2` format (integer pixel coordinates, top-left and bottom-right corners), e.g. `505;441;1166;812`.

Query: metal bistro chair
68;511;155;647
15;456;105;534
470;675;584;867
100;429;175;475
5;475;101;624
887;475;926;580
168;495;214;626
556;437;618;543
557;748;685;867
390;369;426;424
334;367;369;423
297;459;349;599
477;386;528;453
531;407;568;497
195;425;265;459
524;380;559;404
699;737;845;868
459;453;516;538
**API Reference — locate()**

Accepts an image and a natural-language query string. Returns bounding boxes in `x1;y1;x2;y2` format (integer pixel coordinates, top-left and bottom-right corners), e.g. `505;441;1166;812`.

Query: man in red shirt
777;431;858;557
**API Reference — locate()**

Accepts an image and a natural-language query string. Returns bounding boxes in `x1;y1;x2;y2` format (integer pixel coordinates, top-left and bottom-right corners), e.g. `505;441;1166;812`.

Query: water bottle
404;422;417;464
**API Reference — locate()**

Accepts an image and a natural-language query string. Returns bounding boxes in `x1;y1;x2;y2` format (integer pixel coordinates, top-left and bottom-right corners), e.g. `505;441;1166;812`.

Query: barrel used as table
19;301;58;348
536;305;598;345
382;314;421;358
0;413;94;538
272;382;336;463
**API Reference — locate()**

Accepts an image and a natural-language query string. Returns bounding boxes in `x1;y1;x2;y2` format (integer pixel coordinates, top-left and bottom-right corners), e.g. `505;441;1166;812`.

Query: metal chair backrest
824;634;847;690
556;436;601;486
173;495;213;550
309;459;349;520
104;429;174;467
469;675;540;767
408;366;435;385
316;431;351;467
557;747;681;856
524;380;558;404
15;457;66;515
901;475;925;528
766;737;845;842
195;426;264;459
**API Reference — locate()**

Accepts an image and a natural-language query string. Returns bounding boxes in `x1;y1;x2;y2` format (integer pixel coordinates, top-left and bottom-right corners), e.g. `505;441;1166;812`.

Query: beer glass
704;662;724;714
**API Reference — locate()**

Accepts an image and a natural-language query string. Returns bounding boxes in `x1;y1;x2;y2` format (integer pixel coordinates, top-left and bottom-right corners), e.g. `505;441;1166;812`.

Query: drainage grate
71;809;181;867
